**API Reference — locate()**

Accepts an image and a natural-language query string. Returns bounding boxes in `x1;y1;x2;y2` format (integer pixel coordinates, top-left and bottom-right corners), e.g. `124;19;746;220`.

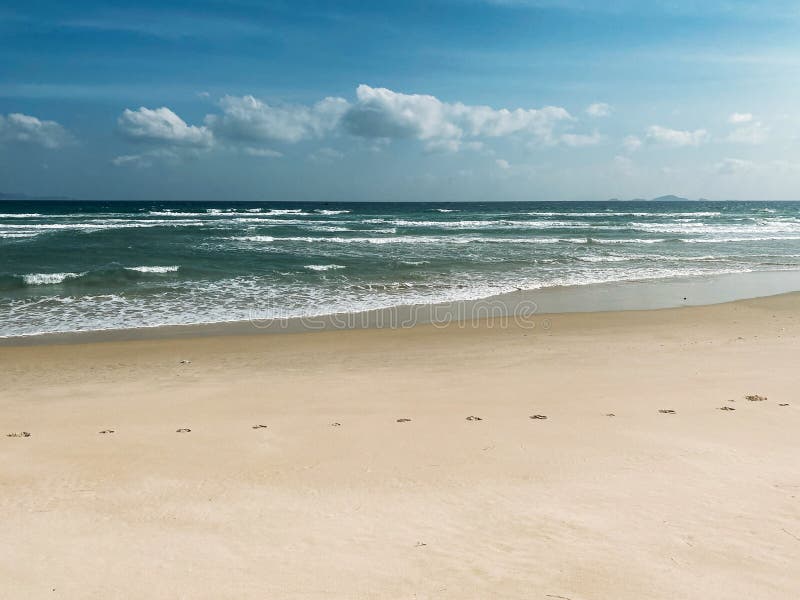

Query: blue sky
2;0;800;200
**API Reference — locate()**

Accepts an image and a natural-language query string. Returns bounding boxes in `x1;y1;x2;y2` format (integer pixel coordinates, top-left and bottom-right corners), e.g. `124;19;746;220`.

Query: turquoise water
2;200;800;337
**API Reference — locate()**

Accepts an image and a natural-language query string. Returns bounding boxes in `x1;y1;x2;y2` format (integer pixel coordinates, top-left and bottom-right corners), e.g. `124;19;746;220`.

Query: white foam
264;209;311;216
22;272;82;285
576;255;631;262
128;265;180;273
304;264;346;271
681;236;800;243
314;209;351;215
526;211;722;218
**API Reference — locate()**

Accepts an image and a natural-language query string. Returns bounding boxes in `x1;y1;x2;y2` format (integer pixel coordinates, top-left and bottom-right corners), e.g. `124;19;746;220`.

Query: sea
2;200;800;338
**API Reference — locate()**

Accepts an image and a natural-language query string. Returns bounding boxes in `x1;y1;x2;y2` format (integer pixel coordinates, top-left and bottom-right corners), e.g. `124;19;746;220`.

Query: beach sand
2;294;799;599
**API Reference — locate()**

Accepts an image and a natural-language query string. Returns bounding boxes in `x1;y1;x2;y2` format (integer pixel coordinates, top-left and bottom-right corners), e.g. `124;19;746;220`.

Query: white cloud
715;158;755;174
496;158;510;169
586;102;611;117
646;125;709;146
728;112;753;124
207;95;348;143
560;131;602;146
118;106;213;147
727;121;768;144
242;147;283;158
622;135;642;152
341;84;572;147
0;113;72;148
111;148;179;168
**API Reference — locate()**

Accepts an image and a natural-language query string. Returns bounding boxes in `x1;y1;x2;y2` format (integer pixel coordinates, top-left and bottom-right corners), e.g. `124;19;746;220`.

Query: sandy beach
2;293;800;599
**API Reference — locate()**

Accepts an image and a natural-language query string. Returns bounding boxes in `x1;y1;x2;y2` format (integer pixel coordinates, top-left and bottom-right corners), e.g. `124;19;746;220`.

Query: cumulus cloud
116;85;575;157
0;113;72;148
341;84;572;146
586;103;611;117
728;112;753;124
118;106;213;147
495;158;510;169
646;125;709;146
207;95;348;143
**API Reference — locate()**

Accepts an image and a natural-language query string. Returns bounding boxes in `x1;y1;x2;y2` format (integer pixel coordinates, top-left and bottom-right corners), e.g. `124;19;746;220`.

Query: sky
2;0;800;201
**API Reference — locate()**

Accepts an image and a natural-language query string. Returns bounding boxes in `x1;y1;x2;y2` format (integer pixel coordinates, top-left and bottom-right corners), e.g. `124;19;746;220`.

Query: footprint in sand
176;428;192;433
99;429;115;434
779;403;789;407
396;418;412;423
331;422;342;427
606;413;616;417
252;424;267;429
529;414;548;420
466;415;483;421
746;394;767;402
659;409;676;414
717;407;736;411
6;431;31;438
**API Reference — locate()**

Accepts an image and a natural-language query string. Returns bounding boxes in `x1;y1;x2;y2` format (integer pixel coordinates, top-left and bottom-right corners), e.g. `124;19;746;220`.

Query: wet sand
2;293;800;598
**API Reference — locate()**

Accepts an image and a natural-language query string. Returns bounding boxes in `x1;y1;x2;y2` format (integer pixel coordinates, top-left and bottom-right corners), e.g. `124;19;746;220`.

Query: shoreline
5;267;800;346
2;289;799;598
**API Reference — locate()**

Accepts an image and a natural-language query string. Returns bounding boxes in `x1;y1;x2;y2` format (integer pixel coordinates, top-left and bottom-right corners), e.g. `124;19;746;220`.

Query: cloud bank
646;125;709;146
341;84;572;148
116;85;576;158
0;113;72;148
207;95;349;143
118;107;213;147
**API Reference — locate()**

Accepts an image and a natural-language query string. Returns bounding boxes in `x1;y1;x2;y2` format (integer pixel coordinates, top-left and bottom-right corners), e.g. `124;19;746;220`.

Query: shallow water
2;200;800;336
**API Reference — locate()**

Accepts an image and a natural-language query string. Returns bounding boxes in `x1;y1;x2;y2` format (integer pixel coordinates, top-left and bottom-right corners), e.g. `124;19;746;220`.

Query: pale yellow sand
2;294;800;599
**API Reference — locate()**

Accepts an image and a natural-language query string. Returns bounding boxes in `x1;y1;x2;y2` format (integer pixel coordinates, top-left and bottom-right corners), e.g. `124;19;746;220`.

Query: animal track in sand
98;429;115;434
779;403;789;407
746;394;767;402
251;424;267;429
659;409;676;414
717;407;735;411
176;428;192;433
529;414;548;420
465;415;483;421
331;422;341;427
6;431;31;438
396;418;412;423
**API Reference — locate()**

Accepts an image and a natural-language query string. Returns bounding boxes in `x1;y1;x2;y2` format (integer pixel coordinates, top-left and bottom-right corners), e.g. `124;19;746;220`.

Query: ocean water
2;200;800;337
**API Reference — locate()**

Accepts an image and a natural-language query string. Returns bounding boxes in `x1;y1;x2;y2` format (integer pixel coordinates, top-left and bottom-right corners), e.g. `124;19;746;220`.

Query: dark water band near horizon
2;200;800;338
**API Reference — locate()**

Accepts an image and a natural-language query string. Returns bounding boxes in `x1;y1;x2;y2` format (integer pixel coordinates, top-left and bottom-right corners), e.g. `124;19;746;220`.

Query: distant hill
650;194;692;202
0;192;76;201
